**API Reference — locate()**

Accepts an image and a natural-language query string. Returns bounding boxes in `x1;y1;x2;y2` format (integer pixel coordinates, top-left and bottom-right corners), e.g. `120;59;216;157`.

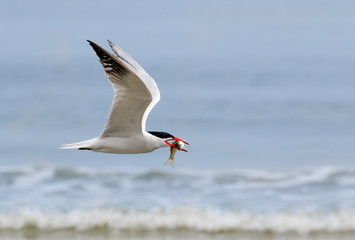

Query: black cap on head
148;131;174;139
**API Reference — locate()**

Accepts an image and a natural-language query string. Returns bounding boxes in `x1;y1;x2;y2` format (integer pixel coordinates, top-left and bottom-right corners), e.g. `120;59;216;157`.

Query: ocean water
1;165;355;238
1;0;355;239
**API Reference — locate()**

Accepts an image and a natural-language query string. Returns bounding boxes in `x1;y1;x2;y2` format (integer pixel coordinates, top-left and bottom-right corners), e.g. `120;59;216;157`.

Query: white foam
1;208;355;234
214;166;355;189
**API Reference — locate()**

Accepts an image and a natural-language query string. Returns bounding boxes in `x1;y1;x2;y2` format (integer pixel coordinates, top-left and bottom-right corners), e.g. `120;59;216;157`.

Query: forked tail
164;158;175;168
60;139;96;150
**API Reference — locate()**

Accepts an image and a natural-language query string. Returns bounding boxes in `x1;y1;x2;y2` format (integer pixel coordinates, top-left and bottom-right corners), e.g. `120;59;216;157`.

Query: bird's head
148;131;189;152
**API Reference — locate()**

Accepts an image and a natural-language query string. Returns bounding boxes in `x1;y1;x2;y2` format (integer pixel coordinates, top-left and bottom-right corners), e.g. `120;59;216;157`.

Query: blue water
1;0;355;237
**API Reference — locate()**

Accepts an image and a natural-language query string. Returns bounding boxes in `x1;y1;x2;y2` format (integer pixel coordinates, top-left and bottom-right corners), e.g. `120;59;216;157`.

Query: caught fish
164;141;185;167
165;147;178;167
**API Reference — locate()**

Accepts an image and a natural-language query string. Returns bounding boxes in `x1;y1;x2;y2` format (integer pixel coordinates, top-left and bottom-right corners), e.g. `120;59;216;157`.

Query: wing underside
87;40;160;138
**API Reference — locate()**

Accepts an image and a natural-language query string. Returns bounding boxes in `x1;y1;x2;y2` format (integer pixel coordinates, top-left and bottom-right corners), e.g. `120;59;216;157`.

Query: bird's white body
61;40;187;156
64;133;167;154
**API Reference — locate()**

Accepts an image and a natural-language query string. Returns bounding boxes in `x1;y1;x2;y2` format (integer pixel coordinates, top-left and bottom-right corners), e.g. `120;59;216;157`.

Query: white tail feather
60;139;96;150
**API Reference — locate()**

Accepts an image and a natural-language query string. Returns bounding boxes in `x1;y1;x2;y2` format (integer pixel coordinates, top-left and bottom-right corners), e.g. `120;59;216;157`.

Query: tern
62;40;189;158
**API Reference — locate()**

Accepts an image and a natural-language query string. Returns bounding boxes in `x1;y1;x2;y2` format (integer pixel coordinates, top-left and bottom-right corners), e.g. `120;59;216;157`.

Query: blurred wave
2;164;355;188
1;165;355;213
1;207;355;234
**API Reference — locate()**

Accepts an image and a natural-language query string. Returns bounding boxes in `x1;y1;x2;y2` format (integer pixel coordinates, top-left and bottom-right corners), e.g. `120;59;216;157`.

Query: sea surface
1;165;355;240
1;1;355;239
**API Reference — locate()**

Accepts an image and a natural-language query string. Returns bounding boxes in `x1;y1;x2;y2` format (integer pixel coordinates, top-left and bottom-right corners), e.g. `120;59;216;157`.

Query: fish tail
164;158;175;168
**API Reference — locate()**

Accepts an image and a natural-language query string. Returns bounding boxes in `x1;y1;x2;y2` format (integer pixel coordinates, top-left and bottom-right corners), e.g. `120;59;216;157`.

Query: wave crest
1;208;355;234
2;165;355;188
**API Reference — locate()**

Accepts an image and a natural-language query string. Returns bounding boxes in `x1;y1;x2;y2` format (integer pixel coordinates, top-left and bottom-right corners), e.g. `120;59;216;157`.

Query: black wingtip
86;39;130;76
87;40;103;53
87;39;96;46
78;147;91;150
88;40;112;49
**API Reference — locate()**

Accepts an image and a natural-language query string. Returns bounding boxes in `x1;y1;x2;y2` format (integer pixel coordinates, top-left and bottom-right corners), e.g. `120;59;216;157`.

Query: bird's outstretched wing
87;40;160;138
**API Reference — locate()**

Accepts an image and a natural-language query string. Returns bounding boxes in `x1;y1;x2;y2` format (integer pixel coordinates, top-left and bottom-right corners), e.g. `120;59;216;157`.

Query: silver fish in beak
164;141;185;167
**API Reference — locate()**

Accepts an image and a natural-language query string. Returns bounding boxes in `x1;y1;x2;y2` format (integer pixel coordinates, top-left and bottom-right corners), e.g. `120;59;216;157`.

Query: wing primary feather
85;40;161;138
87;40;129;78
107;40;142;72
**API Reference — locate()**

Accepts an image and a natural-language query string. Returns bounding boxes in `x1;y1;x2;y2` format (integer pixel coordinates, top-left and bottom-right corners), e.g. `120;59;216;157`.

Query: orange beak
164;137;189;152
